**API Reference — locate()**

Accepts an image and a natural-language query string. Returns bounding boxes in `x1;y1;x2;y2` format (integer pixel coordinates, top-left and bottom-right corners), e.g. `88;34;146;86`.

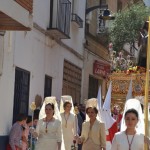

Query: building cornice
84;47;110;64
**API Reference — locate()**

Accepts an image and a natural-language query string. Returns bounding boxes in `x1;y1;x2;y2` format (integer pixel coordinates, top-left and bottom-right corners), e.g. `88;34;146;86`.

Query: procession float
107;50;149;112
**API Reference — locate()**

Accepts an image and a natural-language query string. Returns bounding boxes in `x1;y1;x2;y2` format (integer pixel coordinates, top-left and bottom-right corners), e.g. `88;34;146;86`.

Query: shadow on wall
35;94;42;109
0;135;8;150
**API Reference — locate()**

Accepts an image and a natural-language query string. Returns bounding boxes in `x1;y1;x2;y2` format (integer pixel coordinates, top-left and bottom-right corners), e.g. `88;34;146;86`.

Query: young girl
111;108;150;150
22;116;32;150
8;113;27;150
22;115;38;150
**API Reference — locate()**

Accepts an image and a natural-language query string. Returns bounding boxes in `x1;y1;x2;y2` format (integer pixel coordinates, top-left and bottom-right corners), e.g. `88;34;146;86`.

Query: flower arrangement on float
109;44;146;75
114;66;146;75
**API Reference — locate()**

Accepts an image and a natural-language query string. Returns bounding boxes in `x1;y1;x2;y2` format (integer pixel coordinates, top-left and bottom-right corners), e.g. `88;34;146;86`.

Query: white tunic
35;119;62;150
61;113;76;150
111;131;144;150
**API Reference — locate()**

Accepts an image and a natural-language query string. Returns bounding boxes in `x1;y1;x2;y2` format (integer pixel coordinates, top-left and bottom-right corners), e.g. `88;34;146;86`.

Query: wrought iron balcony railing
47;0;71;39
71;13;83;28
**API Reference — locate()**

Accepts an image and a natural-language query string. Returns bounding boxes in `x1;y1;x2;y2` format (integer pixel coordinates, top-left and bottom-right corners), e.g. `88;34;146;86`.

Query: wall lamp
86;5;115;21
99;9;115;20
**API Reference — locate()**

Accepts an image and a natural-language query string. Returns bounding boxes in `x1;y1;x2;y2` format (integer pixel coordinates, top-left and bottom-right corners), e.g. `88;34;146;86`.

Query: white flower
30;102;36;111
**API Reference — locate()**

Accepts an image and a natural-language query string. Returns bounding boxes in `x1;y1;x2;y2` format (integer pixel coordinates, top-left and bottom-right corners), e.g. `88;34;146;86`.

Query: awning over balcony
0;0;33;31
0;12;30;31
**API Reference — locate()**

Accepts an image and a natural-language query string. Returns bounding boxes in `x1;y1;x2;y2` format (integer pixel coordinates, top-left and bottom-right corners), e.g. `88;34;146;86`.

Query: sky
143;0;150;6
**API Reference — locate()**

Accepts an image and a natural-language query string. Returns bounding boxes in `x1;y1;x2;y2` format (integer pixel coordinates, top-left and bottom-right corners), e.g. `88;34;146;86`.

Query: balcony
71;13;83;28
47;0;71;39
0;0;33;31
15;0;33;13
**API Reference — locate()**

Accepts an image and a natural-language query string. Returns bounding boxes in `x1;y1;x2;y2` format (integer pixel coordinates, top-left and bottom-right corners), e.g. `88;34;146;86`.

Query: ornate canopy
107;71;149;112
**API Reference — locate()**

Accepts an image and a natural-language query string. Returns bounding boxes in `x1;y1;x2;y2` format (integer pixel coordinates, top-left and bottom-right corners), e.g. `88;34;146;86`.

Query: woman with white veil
111;99;150;150
120;98;144;133
84;98;100;121
79;98;106;150
60;95;77;150
111;108;150;150
34;96;62;150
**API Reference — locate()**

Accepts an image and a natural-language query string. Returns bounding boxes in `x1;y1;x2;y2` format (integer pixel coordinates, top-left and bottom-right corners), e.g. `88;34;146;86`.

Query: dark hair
16;113;27;122
45;103;54;110
33;115;39;120
34;109;40;119
74;103;78;107
22;126;26;131
63;101;71;109
79;104;83;107
86;107;98;114
125;108;139;119
26;116;32;124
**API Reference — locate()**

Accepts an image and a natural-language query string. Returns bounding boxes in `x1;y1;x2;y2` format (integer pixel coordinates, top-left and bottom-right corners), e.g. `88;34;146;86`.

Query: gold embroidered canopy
107;67;149;112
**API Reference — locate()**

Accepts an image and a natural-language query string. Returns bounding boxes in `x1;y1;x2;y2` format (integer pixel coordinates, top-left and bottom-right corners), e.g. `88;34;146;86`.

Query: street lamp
99;9;115;20
86;1;115;33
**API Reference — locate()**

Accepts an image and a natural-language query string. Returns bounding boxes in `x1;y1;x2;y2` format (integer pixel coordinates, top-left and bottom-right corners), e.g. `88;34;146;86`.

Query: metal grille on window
13;67;30;123
44;75;52;98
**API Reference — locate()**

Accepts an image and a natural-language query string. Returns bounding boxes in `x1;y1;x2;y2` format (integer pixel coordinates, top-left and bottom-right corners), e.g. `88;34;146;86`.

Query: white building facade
0;0;86;148
82;0;110;101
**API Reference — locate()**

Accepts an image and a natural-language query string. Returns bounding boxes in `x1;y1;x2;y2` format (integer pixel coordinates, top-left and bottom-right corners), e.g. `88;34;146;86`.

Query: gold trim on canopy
107;72;150;112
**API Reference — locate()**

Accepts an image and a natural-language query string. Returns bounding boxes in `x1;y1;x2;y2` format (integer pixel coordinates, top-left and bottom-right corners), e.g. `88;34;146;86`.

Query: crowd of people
7;113;38;150
7;96;150;150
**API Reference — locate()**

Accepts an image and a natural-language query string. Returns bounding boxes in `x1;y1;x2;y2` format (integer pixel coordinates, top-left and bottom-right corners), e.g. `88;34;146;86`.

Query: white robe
111;131;144;150
35;119;62;150
61;113;76;150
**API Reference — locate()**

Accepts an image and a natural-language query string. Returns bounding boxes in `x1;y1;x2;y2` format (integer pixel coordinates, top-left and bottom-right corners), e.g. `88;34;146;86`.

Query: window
44;75;52;98
13;67;30;123
88;75;99;98
48;0;71;38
